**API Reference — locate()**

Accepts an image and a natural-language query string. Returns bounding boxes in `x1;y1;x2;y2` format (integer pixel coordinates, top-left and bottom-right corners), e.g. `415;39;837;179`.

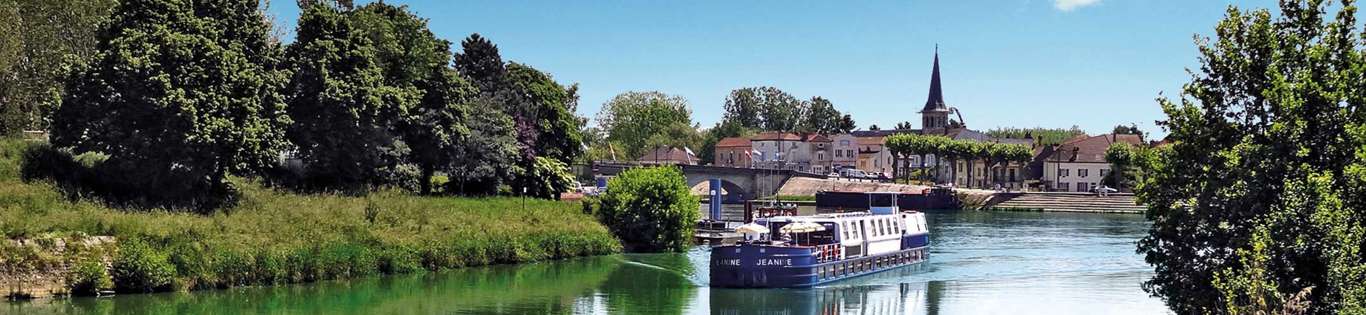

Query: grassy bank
0;139;621;294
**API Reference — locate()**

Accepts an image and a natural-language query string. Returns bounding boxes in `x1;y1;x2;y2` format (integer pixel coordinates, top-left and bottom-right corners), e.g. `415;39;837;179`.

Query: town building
713;137;753;167
830;134;859;171
750;132;833;173
1040;134;1144;192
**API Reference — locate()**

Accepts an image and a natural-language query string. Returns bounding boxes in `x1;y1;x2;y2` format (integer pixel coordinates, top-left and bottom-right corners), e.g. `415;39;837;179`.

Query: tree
446;102;520;196
352;2;475;195
51;0;290;209
869;124;881;131
504;62;584;162
986;127;1086;145
722;86;806;132
593;166;700;252
0;0;115;135
454;33;506;96
284;3;405;193
1112;123;1146;141
800;96;855;134
1138;1;1366;313
596;91;694;159
895;121;915;130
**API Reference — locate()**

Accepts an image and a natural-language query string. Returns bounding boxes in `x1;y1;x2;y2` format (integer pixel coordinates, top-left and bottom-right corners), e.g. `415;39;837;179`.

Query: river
6;210;1170;314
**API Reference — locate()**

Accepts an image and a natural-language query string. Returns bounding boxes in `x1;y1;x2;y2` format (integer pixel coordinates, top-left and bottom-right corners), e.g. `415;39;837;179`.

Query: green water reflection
6;211;1171;315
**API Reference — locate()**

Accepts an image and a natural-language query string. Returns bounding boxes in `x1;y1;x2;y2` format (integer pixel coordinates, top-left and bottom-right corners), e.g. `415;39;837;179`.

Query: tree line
24;0;584;210
884;133;1032;188
588;87;858;164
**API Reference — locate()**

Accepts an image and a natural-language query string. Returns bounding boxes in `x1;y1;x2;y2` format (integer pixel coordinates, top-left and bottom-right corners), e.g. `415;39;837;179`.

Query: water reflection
5;211;1171;315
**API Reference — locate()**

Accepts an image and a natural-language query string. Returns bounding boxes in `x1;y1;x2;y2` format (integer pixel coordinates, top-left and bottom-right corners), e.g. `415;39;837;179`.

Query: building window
847;149;854;157
835;150;843;158
1057;182;1067;190
817;152;825;161
1060;168;1070;177
1079;169;1089;178
1009;169;1017;182
1100;169;1108;178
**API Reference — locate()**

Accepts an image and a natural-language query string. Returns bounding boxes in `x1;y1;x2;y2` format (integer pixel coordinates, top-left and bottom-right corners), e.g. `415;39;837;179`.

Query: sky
265;0;1286;138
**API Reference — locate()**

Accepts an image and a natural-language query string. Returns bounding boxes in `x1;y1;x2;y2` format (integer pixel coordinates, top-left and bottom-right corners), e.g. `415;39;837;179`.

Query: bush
111;238;175;293
595;166;699;252
19;142;236;212
66;259;111;296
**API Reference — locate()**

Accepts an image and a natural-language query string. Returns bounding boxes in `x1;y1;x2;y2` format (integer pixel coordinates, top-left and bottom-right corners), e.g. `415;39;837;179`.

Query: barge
710;192;930;288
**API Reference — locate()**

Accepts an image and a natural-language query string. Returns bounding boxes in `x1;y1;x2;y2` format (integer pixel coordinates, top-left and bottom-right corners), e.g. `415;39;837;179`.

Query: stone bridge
593;162;827;203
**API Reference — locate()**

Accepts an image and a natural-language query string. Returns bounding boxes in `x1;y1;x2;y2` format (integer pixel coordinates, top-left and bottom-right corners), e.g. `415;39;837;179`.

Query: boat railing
814;244;841;262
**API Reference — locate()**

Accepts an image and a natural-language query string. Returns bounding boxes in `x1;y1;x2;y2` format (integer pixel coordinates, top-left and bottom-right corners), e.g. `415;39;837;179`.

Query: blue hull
710;237;930;288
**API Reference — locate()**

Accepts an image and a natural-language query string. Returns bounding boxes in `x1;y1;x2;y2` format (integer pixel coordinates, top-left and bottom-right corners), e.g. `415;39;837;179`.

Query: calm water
6;210;1170;314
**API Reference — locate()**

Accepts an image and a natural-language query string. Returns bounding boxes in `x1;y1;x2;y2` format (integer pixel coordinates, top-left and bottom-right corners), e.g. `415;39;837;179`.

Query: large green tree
0;0;115;135
284;3;406;193
596;91;694;159
722;86;806;132
50;0;290;209
800;96;856;134
352;3;475;195
1138;1;1366;313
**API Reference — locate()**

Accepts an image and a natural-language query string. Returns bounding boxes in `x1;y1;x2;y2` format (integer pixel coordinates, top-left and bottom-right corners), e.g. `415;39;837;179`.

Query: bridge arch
689;179;750;203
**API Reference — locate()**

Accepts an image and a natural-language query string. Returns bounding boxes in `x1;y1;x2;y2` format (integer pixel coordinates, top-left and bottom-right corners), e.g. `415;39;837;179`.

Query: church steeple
922;45;947;113
920;46;951;130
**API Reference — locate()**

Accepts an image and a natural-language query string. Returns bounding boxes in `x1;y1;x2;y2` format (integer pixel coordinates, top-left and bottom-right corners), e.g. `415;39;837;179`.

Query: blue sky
266;0;1283;137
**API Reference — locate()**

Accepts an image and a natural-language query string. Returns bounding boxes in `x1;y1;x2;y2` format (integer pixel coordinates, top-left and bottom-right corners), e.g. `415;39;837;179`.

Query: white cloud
1054;0;1100;12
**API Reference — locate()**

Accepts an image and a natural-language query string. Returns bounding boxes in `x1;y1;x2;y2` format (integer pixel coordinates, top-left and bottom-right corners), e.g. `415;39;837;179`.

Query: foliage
1103;142;1159;191
504;62;584;164
65;254;111;296
111;237;175;293
801;96;857;134
0;0;115;135
594;166;700;252
454;33;507;96
868;124;881;131
596;91;695;159
985;126;1086;145
722;86;853;133
1;138;620;294
352;3;476;195
445;101;521;196
1111;123;1146;141
50;0;290;210
1137;1;1366;313
522;156;575;200
886;133;1030;186
284;3;407;194
894;121;915;130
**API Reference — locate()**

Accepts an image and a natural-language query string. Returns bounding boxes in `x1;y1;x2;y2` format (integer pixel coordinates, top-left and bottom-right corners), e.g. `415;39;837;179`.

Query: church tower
920;47;951;130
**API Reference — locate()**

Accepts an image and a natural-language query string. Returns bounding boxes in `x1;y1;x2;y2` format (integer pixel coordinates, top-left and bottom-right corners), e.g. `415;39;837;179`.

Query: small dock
694;221;742;246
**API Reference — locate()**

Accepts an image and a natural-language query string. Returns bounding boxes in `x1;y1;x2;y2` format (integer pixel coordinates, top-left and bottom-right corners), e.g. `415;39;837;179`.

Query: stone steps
990;193;1146;213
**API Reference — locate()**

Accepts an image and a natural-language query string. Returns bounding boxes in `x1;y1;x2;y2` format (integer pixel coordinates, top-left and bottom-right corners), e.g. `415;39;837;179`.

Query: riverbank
0;139;621;298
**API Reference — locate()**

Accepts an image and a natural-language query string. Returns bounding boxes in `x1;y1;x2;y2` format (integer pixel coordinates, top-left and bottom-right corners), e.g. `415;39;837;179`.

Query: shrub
595;166;699;252
111;238;175;293
66;259;112;296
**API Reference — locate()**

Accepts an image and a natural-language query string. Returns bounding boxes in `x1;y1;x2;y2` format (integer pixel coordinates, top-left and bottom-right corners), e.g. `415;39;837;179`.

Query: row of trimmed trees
885;134;1033;189
41;0;582;210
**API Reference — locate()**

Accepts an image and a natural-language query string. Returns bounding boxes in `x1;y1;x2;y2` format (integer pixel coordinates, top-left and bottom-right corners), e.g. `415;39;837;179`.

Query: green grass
0;138;621;292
